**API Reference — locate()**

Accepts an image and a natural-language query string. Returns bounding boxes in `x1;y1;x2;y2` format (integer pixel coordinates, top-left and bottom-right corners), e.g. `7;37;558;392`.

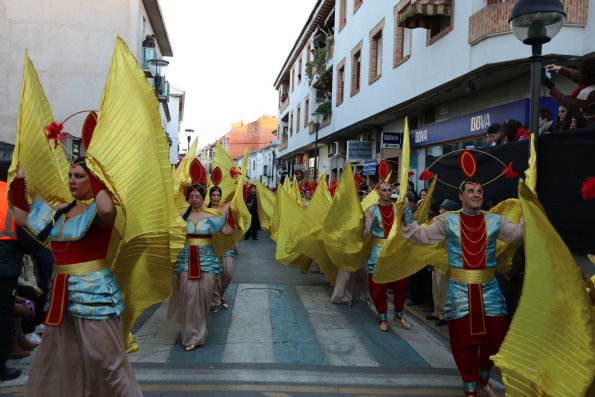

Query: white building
235;144;278;188
274;0;594;189
0;0;183;163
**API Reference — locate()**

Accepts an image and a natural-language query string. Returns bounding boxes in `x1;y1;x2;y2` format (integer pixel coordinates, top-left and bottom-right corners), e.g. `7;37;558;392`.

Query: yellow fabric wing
492;181;595;397
213;141;241;204
173;138;198;213
256;181;275;233
287;174;337;285
322;163;371;272
84;37;186;352
361;189;379;212
275;183;311;270
8;53;71;206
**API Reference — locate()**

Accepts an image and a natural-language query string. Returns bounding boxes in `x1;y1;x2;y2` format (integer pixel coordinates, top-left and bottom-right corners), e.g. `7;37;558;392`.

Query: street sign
346;141;373;161
362;160;377;176
381;132;402;149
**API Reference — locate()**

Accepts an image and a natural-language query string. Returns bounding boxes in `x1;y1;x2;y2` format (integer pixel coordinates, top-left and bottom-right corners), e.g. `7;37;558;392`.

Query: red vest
0;181;18;240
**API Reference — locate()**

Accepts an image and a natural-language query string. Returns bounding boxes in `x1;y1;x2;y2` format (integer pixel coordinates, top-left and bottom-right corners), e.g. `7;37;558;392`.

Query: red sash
188;245;201;279
44;274;69;326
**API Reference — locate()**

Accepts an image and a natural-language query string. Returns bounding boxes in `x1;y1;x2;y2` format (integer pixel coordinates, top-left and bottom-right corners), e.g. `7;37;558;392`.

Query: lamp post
311;111;324;181
185;129;194;152
509;0;565;146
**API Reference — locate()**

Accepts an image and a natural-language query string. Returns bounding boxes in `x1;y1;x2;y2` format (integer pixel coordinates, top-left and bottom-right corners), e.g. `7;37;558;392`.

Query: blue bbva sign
408;98;557;148
381;132;402;148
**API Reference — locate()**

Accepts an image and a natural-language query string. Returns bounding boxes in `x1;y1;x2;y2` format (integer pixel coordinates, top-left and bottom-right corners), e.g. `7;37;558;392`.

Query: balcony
279;139;288;151
469;0;588;45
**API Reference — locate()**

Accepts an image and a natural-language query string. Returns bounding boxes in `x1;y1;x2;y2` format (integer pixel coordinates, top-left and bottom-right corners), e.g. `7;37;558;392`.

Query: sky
159;0;318;150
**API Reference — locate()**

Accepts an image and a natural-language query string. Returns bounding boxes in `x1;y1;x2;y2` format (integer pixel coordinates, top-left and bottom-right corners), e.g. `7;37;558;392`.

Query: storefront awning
397;0;452;29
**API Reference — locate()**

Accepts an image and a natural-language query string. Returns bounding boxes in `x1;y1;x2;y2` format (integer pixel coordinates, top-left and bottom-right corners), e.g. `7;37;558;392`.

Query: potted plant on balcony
305;35;334;89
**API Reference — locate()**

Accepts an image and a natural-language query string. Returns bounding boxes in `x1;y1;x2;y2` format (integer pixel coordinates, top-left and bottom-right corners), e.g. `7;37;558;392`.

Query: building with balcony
0;0;182;163
224;116;278;160
274;0;594;190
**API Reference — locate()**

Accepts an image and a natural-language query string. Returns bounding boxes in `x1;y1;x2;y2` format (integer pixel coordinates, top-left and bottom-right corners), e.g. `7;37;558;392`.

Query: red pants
368;275;408;320
448;315;508;384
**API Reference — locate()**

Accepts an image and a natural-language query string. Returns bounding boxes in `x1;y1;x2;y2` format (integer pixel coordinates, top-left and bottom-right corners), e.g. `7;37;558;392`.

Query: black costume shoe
435;319;447;326
425;314;439;321
0;367;22;382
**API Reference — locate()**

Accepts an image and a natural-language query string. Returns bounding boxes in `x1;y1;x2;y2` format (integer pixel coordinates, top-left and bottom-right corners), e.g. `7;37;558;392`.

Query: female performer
207;185;238;313
11;159;142;396
167;161;233;351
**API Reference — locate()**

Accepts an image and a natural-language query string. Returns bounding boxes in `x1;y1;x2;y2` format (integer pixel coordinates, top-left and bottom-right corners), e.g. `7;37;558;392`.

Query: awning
397;0;452;29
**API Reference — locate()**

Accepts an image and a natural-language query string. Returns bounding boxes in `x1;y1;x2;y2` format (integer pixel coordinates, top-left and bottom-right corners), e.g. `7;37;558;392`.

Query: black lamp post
509;0;565;146
185;129;194;152
311;111;324;181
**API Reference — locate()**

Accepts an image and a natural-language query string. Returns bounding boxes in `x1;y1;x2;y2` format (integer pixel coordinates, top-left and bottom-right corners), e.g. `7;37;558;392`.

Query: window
336;58;346;106
289;111;294;136
350;41;363;97
306;40;311;63
298;55;303;85
291;66;295;92
339;0;347;31
393;2;412;68
296;104;301;133
304;95;310;129
354;0;363;14
369;19;384;84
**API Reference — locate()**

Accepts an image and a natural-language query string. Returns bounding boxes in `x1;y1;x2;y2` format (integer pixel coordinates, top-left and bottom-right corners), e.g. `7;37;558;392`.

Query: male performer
401;180;524;397
364;181;412;332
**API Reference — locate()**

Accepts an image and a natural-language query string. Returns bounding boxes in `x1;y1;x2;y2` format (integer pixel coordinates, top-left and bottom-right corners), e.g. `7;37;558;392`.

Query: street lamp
185;129;194;152
509;0;565;145
311;111;324;181
148;58;170;101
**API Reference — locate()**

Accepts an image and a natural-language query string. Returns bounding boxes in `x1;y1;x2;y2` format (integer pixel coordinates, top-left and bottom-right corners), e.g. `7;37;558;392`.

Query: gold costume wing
492;181;595;397
84;37;186;352
275;183;311;270
256;181;274;233
414;177;437;225
8;53;71;206
288;174;337;284
291;176;303;208
213;141;241;203
361;189;379;212
173;138;198;212
322;163;371;272
212;150;251;256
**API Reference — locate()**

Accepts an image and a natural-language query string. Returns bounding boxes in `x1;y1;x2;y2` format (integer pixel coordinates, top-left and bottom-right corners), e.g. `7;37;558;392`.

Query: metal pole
314;123;319;181
529;43;543;150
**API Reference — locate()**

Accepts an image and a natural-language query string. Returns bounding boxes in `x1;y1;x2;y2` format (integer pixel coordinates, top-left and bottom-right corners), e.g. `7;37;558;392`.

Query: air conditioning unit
328;141;346;157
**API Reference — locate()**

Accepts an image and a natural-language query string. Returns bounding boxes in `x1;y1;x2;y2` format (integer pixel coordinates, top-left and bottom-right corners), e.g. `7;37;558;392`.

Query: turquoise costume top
27;198;124;320
443;212;507;321
366;204;390;274
174;213;228;274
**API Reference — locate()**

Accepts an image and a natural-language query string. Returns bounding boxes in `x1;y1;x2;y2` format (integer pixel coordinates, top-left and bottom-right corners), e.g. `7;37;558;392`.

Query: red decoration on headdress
419;170;435;181
81;112;98;150
302;180;310;189
189;158;207;185
329;183;337;197
459;149;477;178
354;174;364;183
230;166;241;179
44;122;67;148
581;177;595;200
378;160;390;182
501;162;519;179
211;167;222;186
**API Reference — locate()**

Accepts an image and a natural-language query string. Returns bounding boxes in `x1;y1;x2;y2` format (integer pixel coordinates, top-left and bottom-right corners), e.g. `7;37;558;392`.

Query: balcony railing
469;0;588;45
279;95;289;113
279;139;288;151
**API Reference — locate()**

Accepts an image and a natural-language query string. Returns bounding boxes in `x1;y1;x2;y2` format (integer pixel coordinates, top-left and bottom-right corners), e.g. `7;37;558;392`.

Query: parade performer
401;179;524;397
207;169;237;312
12;131;142;396
168;159;233;351
364;160;412;332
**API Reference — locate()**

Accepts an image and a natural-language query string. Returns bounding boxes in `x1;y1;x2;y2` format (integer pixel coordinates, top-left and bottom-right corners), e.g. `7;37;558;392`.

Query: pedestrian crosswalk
128;283;456;370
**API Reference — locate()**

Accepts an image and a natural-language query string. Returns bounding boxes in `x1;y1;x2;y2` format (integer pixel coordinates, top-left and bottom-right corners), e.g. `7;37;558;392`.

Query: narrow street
0;233;505;396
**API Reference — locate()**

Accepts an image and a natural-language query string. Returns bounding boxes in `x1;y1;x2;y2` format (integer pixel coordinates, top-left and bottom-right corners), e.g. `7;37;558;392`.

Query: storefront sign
362;160;377;176
346;141;373;161
408;98;557;148
381;132;402;149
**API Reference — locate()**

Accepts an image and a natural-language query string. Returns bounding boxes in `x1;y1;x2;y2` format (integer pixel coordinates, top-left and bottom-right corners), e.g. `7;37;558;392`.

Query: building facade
274;0;594;191
0;0;183;163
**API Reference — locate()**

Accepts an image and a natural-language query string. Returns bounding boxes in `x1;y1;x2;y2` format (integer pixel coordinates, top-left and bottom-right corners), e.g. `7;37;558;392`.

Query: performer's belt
449;268;495;285
371;236;386;248
53;259;107;275
186;238;211;246
45;259;108;327
186;234;211;280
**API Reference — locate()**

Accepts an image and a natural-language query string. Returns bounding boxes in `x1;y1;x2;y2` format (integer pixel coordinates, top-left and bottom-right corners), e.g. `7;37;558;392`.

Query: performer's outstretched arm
401;206;446;245
497;216;524;244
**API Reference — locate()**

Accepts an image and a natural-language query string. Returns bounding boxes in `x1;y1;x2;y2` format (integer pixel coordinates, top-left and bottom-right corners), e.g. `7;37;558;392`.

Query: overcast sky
160;0;318;150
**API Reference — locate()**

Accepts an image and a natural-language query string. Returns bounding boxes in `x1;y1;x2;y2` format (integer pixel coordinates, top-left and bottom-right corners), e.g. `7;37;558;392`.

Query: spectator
553;106;588;132
244;184;259;240
544;56;595;127
486;123;503;146
538;108;554;135
16;255;43;346
502;119;529;143
407;181;418;202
